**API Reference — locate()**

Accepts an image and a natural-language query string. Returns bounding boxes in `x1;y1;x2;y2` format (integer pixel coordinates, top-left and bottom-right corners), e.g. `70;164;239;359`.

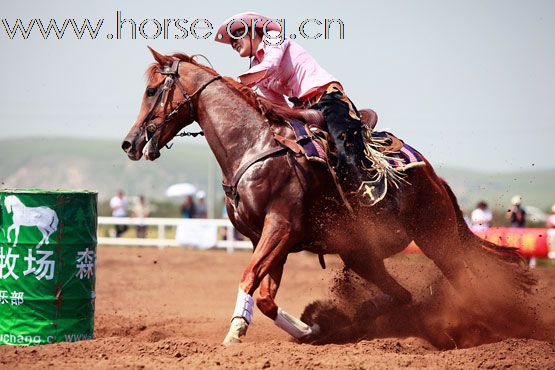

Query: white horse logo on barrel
3;195;59;248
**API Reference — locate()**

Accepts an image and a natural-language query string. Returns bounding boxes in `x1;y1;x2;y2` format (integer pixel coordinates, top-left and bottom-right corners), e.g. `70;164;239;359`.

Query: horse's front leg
223;212;301;345
12;226;20;247
6;225;15;244
256;258;319;340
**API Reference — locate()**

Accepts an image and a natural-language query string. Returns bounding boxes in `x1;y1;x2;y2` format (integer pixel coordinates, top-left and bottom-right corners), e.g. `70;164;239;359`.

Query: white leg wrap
232;288;254;324
274;307;317;339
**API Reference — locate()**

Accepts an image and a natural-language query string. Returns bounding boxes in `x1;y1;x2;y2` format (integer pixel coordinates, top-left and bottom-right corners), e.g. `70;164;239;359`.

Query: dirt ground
0;246;554;369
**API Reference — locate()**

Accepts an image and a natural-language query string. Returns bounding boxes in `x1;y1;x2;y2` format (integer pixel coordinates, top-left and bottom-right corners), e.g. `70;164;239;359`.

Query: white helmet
196;190;206;199
214;12;282;45
511;195;522;206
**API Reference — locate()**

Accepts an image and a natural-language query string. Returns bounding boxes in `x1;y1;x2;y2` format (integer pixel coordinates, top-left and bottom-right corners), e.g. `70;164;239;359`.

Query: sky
0;0;554;171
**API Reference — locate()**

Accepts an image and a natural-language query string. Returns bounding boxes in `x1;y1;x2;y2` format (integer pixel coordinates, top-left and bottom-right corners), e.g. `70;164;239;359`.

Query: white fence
97;217;252;252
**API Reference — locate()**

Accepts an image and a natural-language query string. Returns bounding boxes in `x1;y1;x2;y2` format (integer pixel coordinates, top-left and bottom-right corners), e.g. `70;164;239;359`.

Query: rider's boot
342;128;385;206
334;134;364;192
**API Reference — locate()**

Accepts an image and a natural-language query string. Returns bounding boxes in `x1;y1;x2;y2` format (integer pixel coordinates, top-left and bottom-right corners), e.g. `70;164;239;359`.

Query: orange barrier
475;227;551;258
404;228;555;259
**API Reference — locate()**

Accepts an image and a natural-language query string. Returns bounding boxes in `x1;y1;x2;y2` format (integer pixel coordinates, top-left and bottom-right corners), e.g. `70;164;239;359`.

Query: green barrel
0;189;97;346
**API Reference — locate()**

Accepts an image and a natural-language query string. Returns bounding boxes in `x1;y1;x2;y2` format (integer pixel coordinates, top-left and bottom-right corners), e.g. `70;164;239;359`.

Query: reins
140;58;221;144
141;57;289;206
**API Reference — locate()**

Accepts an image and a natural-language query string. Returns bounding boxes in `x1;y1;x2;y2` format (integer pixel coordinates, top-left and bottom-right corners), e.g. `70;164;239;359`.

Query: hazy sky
1;0;553;171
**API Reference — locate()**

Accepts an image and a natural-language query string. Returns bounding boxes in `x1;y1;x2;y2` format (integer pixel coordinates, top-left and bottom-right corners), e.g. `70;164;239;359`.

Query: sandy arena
0;246;554;369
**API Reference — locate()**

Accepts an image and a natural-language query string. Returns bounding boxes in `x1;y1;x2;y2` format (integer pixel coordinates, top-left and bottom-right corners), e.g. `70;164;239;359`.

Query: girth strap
222;146;288;206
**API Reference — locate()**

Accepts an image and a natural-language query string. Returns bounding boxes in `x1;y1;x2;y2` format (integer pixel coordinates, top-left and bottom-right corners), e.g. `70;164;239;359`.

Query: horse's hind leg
328;252;413;340
406;174;470;287
341;253;413;313
414;234;467;288
36;227;48;248
44;228;54;245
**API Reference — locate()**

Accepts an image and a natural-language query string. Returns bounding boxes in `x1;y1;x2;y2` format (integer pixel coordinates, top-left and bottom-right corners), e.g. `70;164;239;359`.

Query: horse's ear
148;46;171;66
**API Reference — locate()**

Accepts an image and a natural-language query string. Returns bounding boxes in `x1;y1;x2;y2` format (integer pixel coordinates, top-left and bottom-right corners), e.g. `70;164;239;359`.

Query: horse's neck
8;198;22;210
195;78;276;182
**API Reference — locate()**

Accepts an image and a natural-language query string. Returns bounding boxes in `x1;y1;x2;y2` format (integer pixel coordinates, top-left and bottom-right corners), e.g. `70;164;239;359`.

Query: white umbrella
165;183;197;197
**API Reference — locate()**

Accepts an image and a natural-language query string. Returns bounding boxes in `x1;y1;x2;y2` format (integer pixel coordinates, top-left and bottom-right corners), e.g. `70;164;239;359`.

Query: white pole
207;153;216;219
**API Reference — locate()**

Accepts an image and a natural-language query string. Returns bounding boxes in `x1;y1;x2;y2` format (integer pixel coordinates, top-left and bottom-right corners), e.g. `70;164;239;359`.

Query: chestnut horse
122;48;532;345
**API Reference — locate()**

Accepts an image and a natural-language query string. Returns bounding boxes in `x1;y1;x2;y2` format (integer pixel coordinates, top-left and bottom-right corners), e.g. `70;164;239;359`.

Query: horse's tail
439;177;524;265
440;177;536;291
50;211;59;230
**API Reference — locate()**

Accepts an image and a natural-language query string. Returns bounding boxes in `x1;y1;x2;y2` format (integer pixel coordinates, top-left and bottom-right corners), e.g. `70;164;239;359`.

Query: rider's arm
239;41;287;87
239;70;267;87
258;84;288;106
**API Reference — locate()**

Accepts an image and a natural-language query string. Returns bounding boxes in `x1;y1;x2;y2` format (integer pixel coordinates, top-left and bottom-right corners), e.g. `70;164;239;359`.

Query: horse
122;48;533;345
4;195;59;248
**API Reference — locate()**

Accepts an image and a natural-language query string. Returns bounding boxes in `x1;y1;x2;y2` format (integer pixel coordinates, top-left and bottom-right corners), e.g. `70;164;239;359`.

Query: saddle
278;108;425;208
281;107;398;164
293;108;378;131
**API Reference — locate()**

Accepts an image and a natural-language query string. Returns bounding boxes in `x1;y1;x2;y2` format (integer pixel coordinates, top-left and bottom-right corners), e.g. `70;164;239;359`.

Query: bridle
140;58;221;144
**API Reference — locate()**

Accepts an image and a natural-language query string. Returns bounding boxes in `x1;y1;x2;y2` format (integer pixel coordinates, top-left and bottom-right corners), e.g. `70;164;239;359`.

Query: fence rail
97;217;252;252
97;217;555;260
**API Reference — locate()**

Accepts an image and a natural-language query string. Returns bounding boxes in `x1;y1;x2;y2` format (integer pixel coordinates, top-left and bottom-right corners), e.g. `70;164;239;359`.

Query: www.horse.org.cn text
1;11;345;43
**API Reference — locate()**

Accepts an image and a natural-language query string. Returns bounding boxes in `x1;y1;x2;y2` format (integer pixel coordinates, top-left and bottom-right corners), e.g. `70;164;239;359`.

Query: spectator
132;195;150;238
470;201;493;232
194;191;208;218
460;208;471;227
110;190;129;237
180;195;196;218
547;204;555;229
506;195;526;228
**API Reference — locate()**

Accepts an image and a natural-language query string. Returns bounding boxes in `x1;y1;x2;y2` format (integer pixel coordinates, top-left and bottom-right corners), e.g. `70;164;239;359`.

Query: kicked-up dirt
0;246;554;369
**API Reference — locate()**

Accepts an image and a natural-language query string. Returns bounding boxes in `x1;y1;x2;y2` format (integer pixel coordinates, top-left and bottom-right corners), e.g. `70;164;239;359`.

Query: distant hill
435;166;555;211
1;138;554;211
0;137;220;201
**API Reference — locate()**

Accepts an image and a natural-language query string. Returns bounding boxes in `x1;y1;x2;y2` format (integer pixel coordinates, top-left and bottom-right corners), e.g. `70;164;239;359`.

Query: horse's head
122;47;203;161
4;195;18;213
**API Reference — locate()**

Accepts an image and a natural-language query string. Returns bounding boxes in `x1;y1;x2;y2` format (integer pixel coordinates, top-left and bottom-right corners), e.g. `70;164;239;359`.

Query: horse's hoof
222;317;248;346
354;299;380;322
298;324;321;343
300;300;353;344
222;334;242;346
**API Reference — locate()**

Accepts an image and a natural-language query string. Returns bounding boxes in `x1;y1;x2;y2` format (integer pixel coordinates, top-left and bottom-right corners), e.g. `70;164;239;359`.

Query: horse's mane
146;53;309;125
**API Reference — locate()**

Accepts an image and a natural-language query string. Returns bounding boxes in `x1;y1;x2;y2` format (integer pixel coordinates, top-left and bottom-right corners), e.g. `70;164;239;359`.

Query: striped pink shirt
239;32;338;106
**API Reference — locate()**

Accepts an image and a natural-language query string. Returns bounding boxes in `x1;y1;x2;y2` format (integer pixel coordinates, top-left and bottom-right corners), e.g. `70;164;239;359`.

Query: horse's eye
146;87;157;97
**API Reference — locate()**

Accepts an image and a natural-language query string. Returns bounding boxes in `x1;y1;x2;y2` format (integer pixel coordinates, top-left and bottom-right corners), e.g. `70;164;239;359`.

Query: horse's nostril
121;140;133;152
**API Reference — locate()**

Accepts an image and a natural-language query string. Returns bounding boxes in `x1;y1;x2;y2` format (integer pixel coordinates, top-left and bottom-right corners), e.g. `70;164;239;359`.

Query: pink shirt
239;32;338;106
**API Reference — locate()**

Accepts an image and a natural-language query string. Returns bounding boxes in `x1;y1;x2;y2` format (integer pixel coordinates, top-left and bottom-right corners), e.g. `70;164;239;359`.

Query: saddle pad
287;119;327;162
371;131;426;171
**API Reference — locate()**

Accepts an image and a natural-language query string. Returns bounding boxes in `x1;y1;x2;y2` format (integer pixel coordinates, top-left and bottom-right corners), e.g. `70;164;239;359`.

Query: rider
215;12;371;193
